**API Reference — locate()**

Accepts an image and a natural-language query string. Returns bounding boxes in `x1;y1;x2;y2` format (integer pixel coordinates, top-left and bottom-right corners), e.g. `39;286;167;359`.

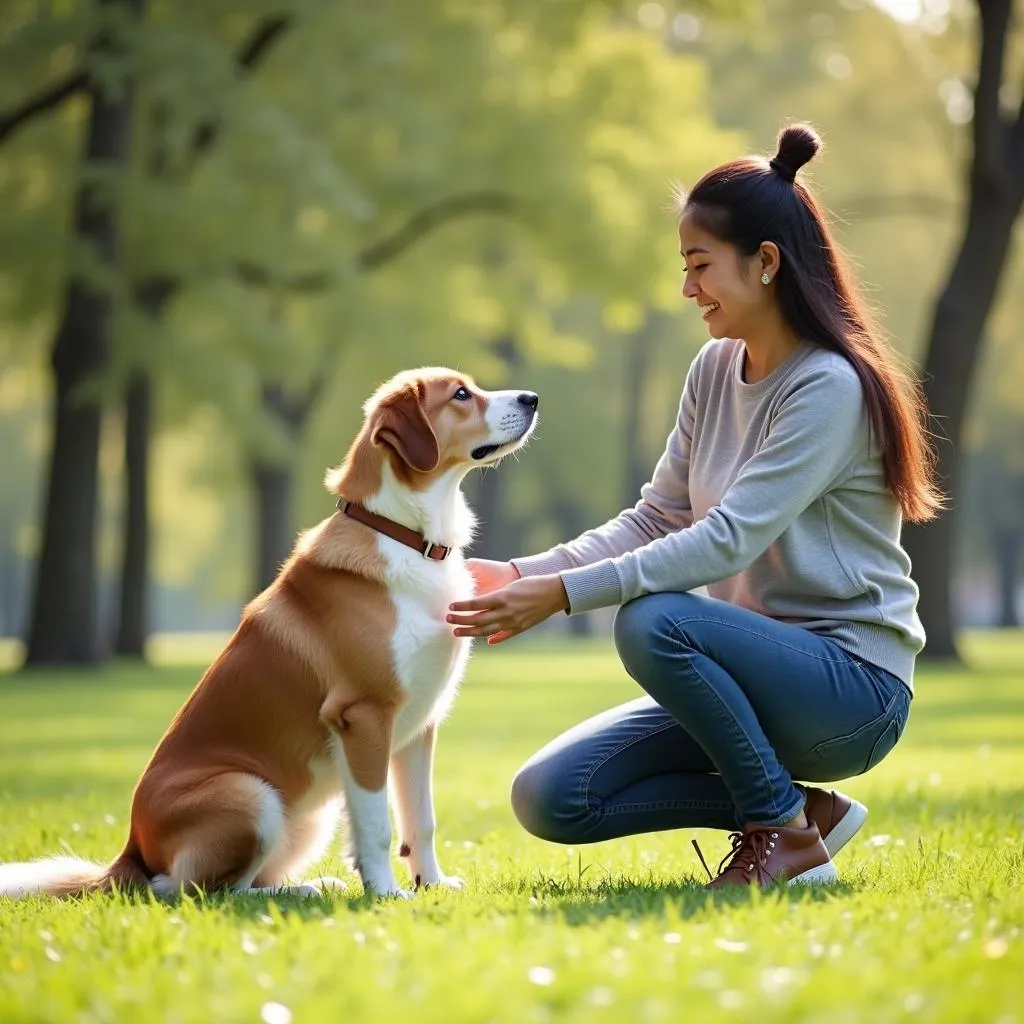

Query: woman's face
678;208;773;341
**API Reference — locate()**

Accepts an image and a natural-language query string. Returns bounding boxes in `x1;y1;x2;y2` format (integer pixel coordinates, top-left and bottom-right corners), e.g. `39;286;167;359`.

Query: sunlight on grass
1;631;1022;1022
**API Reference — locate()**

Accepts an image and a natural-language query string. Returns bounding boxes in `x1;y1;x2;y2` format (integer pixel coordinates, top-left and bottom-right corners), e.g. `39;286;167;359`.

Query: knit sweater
513;337;924;688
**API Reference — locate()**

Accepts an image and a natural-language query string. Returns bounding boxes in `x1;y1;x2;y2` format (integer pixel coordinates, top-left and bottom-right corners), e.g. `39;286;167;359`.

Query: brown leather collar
335;497;452;561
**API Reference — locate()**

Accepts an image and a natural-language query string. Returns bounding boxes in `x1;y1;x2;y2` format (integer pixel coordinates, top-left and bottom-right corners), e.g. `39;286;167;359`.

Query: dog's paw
289;883;324;899
362;877;414;900
375;885;414;900
434;874;465;891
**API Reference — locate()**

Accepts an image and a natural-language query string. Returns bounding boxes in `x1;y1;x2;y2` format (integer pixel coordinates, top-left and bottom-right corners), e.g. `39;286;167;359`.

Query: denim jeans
511;592;911;843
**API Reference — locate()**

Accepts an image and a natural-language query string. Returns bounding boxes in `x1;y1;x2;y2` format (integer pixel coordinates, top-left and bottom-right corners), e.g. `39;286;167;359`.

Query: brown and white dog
0;368;537;900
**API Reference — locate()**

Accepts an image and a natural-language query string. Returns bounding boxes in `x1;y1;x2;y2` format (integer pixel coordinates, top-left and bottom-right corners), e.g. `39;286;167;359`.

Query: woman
447;123;942;889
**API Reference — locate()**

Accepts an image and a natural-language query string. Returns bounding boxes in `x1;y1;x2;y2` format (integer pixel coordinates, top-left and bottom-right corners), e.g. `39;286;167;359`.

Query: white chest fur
377;537;474;750
360;464;478;750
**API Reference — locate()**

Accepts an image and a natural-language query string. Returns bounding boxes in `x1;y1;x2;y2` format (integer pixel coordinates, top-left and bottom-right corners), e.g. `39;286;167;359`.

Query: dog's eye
452;386;472;402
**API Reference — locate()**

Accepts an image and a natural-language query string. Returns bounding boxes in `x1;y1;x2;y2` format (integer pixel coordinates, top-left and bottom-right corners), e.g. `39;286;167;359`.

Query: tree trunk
113;373;151;656
465;335;522;559
548;497;592;637
993;526;1020;628
112;278;174;657
465;468;508;559
622;324;656;508
901;188;1021;660
252;460;295;593
251;382;315;594
24;2;140;666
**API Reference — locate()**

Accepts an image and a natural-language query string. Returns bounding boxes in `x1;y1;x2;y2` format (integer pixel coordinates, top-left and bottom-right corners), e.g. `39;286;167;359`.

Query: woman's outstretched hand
448;572;570;645
465;558;520;597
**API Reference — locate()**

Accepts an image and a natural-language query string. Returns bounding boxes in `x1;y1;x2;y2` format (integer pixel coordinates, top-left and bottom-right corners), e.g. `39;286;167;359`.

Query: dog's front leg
390;724;463;890
322;698;408;899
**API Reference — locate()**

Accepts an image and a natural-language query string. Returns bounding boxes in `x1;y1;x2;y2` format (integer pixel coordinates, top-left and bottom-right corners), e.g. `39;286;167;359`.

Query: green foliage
1;0;1022;620
0;632;1022;1021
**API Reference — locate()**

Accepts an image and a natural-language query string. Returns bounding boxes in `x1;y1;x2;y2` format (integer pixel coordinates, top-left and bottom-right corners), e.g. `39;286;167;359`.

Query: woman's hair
680;123;943;523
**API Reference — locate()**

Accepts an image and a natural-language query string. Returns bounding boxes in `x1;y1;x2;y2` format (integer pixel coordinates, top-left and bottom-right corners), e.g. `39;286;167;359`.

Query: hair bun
770;122;821;182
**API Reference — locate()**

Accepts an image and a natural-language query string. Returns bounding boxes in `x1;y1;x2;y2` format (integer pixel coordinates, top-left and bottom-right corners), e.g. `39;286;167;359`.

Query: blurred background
0;0;1021;669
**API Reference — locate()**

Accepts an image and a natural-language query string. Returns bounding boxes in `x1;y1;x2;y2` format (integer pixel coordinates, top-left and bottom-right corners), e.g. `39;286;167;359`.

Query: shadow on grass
523;874;860;924
136;873;861;925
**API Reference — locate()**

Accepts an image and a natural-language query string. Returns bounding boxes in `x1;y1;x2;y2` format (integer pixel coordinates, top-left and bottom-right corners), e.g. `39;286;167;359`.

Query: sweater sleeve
559;359;868;614
511;354;699;579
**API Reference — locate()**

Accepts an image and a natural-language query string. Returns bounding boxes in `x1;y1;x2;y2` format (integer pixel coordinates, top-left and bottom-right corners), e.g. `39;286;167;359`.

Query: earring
761;273;771;285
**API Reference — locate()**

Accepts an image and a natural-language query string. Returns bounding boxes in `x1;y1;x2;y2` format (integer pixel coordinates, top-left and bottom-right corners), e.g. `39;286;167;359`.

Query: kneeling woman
447;122;941;889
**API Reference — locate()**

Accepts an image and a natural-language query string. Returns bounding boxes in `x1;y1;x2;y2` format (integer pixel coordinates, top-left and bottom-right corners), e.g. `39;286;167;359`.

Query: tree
0;1;733;652
901;0;1024;660
113;14;291;654
23;0;143;666
145;3;735;601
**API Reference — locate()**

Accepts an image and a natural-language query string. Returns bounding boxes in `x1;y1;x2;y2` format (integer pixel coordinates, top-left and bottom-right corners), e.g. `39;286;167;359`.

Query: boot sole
788;860;838;885
822;798;869;859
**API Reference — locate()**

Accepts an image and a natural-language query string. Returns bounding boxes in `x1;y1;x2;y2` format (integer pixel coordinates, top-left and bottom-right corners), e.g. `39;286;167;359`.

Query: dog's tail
0;842;149;900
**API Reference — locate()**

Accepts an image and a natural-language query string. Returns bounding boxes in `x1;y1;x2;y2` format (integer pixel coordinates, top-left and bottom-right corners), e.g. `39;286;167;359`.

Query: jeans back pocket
801;679;911;781
862;686;910;774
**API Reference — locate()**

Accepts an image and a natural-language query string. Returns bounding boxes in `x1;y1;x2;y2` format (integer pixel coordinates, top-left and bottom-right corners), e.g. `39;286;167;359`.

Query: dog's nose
517;392;539;410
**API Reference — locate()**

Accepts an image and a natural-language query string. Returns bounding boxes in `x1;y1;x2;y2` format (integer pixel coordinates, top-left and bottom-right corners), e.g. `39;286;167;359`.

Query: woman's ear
759;242;782;282
370;384;440;473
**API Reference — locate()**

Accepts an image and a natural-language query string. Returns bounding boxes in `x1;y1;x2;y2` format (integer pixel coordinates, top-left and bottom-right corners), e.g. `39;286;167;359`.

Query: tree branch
189;15;291;159
972;0;1013;190
357;190;519;271
235;262;333;292
130;15;292;315
234;190;522;293
0;70;87;145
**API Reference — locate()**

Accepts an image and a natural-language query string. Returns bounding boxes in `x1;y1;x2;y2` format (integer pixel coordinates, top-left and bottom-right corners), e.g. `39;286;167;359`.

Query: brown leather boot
694;822;836;889
799;787;868;859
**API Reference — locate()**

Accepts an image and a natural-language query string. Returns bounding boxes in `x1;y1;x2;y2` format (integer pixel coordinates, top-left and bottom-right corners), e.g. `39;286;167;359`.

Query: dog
0;367;538;900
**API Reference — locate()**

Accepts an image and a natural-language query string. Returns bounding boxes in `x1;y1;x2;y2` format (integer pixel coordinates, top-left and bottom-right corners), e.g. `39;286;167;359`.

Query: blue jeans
511;592;911;842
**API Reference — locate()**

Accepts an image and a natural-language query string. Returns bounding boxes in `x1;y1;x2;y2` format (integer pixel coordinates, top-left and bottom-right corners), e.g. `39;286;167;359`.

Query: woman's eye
453;386;471;401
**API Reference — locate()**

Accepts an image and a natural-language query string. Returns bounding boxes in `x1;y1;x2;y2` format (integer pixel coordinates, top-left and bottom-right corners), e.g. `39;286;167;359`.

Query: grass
1;631;1022;1024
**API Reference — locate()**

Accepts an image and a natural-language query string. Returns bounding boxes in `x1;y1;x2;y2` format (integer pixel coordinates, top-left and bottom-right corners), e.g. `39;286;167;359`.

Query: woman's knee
613;592;704;679
510;760;588;845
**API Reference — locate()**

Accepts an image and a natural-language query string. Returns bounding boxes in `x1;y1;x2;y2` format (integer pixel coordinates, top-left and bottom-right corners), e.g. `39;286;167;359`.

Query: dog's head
328;367;538;494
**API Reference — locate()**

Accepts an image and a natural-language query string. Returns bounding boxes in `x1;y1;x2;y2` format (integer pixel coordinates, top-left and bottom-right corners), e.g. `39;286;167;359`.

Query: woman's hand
466;558;520;597
448;574;569;645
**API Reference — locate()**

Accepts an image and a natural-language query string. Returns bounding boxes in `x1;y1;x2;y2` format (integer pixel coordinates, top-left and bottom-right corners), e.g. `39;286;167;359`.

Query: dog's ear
370;384;439;473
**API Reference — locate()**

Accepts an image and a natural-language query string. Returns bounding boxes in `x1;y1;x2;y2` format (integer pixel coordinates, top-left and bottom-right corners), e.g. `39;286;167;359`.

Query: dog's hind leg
149;774;285;898
250;801;347;896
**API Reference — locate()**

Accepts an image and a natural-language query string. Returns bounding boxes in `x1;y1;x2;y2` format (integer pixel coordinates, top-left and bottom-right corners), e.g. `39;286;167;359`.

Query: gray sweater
513;338;924;688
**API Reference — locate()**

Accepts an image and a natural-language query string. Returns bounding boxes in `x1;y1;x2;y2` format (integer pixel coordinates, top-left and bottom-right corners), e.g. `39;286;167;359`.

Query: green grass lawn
1;632;1022;1023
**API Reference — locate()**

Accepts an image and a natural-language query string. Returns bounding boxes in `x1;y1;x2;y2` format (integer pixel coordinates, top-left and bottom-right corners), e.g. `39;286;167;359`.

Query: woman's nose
682;275;699;298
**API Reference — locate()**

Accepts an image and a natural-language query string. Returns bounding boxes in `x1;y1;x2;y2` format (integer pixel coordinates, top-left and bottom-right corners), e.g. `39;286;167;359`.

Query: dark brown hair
681;122;942;522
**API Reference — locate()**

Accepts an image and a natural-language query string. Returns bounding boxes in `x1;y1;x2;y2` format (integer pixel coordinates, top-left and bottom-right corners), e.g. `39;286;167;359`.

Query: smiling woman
449;121;944;894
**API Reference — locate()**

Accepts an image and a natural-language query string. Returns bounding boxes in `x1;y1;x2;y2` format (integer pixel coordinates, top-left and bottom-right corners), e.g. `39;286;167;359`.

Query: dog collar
335;498;451;561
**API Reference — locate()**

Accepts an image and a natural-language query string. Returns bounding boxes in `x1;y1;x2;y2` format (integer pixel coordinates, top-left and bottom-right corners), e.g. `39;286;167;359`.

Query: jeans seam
667;621;782;821
577;719;680;815
603;799;735;815
667;614;856;666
